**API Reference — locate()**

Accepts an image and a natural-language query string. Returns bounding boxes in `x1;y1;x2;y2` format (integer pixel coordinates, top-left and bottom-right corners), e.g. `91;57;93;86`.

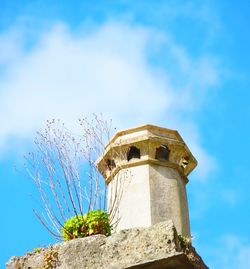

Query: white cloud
0;21;220;179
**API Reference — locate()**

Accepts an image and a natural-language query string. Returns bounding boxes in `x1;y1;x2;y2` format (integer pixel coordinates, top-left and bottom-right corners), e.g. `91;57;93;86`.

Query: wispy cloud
0;21;220;179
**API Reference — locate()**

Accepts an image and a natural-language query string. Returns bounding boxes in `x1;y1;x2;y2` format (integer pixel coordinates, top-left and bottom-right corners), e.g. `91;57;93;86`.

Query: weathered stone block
6;221;208;269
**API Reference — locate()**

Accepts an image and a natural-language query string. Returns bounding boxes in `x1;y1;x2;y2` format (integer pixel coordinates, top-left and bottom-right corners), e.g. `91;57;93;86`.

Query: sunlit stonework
97;124;197;237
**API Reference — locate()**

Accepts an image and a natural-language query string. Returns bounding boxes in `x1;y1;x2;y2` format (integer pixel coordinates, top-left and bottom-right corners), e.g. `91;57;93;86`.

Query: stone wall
6;221;208;269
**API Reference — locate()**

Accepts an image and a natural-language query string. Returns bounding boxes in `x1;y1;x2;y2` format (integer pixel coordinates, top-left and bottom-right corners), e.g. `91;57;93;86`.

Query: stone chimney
7;124;209;269
97;124;197;237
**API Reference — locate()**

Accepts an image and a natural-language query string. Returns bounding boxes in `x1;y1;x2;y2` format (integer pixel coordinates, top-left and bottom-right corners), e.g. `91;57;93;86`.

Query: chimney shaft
97;124;197;237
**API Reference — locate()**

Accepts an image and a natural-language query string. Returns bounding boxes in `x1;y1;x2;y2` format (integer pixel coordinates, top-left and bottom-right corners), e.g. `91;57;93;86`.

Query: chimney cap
106;124;185;147
97;124;197;183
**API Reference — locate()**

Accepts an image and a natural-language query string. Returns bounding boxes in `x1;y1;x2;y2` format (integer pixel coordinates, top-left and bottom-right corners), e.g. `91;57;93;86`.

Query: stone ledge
6;220;208;269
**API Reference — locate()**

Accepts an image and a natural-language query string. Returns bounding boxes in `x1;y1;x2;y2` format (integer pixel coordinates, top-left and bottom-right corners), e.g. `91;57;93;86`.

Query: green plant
86;210;111;236
62;210;111;241
26;246;45;255
25;116;124;240
62;215;88;240
178;234;192;251
34;247;44;254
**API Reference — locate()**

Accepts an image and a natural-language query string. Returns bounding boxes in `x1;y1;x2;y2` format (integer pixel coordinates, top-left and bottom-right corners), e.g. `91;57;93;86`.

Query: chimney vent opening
179;156;189;169
127;146;141;161
106;159;116;170
155;145;170;161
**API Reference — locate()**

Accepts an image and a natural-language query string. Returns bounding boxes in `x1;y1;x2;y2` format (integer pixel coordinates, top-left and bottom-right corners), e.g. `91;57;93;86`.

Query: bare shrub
24;115;126;239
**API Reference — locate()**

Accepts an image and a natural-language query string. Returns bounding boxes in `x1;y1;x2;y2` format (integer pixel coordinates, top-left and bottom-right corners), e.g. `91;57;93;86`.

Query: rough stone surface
6;221;208;269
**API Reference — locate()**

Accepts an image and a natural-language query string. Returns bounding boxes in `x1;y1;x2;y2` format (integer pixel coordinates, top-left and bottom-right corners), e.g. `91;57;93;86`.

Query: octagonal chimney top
97;124;197;184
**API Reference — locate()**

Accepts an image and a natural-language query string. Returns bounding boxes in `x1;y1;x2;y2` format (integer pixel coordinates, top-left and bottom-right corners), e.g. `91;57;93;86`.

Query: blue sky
1;1;250;268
